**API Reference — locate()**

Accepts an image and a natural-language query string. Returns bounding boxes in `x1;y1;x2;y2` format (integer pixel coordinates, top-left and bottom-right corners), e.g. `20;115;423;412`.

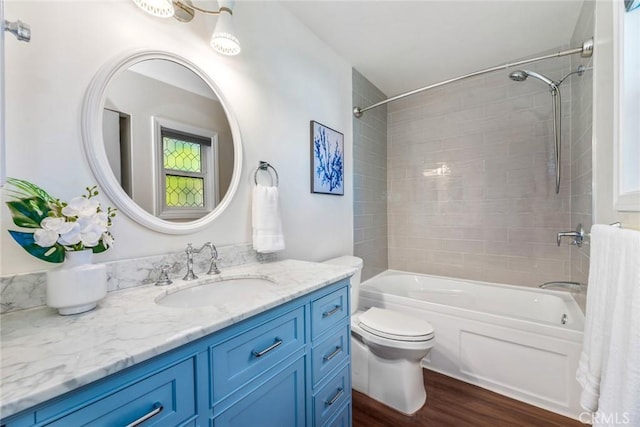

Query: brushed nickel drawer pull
323;346;343;362
324;387;344;406
322;305;341;318
252;337;283;358
125;402;163;427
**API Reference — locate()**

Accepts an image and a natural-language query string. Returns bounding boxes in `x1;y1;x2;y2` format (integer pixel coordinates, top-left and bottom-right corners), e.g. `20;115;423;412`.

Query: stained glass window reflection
163;138;202;173
165;175;204;208
161;128;210;210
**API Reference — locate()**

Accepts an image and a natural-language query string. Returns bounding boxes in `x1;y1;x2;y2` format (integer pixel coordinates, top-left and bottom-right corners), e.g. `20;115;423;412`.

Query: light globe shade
132;0;174;18
210;9;241;55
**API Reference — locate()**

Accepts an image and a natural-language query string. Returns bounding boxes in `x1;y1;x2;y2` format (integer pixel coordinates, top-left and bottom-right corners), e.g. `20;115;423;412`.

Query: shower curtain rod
352;38;594;118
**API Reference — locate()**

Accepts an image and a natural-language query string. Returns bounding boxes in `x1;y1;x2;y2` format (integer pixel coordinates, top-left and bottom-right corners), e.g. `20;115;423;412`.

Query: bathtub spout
540;281;584;291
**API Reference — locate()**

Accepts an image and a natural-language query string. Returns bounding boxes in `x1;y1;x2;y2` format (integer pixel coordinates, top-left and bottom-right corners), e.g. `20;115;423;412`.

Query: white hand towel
252;184;285;253
576;224;640;425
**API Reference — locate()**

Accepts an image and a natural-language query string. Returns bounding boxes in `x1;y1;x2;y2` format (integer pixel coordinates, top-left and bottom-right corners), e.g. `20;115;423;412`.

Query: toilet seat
358;307;435;342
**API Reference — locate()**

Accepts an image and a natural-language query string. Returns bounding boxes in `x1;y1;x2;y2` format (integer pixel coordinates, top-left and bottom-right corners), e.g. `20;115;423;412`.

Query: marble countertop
0;259;355;419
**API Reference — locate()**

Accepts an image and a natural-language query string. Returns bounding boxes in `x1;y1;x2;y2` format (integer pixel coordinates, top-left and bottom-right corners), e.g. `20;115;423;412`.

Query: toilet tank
323;256;363;314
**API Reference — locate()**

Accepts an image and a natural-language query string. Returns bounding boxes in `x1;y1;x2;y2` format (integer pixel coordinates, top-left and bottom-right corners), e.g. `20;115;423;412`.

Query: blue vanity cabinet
211;354;307;426
1;347;204;427
209;280;352;427
309;286;351;427
1;279;352;427
209;305;307;426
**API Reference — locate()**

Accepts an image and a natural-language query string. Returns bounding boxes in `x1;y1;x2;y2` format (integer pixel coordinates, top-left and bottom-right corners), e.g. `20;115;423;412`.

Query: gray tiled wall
386;58;574;287
570;1;595;287
352;70;388;281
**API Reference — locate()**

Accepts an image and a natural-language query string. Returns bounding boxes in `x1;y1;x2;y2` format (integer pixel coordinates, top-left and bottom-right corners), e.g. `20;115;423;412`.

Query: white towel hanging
576;224;640;425
252;184;285;253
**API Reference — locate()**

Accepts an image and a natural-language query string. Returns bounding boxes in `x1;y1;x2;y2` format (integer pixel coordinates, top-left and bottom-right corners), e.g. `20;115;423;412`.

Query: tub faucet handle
557;224;585;247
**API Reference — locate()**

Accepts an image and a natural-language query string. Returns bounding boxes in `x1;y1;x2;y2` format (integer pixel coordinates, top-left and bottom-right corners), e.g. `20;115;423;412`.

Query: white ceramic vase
46;249;107;315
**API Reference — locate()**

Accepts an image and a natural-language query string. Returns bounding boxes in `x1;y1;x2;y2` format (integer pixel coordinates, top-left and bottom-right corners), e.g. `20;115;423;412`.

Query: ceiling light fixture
132;0;174;18
132;0;241;56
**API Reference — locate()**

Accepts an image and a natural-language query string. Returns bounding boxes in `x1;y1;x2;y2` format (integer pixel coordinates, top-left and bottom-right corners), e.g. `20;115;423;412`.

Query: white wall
1;0;353;275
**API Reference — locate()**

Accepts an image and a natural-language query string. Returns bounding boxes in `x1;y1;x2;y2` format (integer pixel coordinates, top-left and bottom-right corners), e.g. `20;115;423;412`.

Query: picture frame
310;121;344;195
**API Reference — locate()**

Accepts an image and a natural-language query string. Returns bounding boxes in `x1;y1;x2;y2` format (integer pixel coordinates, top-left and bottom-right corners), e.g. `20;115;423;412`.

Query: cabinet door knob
124;402;163;427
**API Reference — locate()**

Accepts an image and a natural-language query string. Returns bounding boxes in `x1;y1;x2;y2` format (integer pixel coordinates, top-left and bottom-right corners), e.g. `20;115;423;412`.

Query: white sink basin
156;277;275;308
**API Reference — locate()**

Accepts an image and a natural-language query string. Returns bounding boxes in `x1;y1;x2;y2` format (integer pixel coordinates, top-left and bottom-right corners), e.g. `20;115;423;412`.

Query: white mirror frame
82;50;243;234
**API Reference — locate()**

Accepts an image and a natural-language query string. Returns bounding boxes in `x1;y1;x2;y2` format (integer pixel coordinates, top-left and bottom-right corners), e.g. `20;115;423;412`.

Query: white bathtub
359;270;585;419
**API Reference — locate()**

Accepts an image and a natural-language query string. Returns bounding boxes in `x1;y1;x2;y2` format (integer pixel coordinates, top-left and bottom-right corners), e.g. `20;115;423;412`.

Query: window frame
153;117;219;220
613;1;640;211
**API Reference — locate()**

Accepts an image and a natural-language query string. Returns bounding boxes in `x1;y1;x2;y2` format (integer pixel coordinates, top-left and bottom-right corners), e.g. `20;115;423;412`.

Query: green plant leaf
8;231;65;263
5;178;55;202
92;240;108;254
6;197;51;228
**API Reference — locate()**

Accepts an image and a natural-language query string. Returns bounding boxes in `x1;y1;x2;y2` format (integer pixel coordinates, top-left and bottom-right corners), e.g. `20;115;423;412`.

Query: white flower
61;197;100;218
33;217;76;248
58;223;81;246
78;223;103;247
40;216;75;234
102;232;114;248
87;211;109;228
34;228;59;248
58;218;105;248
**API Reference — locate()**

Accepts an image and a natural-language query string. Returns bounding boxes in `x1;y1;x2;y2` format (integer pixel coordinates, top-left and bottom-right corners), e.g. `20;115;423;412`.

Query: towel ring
254;161;279;187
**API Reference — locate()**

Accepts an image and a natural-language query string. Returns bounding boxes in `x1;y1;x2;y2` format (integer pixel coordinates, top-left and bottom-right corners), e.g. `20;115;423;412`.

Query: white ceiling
280;0;585;97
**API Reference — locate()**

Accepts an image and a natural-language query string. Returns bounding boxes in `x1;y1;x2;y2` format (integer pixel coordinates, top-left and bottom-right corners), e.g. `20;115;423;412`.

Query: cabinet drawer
313;364;351;427
40;357;196;426
312;323;350;387
311;286;349;340
323;402;351;427
211;306;305;402
212;356;306;427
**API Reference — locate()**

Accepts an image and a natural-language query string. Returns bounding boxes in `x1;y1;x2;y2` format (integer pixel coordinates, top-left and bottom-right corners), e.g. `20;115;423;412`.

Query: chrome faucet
202;242;221;275
557;223;585;247
539;281;584;291
183;242;221;280
557;222;621;247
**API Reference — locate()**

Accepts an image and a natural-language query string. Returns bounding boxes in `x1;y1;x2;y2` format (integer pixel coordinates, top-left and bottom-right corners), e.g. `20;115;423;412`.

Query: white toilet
323;256;435;415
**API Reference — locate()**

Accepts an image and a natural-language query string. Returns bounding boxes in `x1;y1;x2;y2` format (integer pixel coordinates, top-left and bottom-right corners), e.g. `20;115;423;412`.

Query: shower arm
353;38;593;118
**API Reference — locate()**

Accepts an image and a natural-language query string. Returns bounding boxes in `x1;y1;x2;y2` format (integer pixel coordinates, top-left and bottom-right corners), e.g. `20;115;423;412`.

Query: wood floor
352;369;583;427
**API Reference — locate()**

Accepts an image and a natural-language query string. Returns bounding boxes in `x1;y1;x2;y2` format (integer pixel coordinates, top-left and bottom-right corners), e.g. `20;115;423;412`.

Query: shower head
509;69;558;91
509;70;529;82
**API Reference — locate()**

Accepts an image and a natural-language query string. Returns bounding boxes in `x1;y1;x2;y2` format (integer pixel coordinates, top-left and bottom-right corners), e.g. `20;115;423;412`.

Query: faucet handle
557;224;585;247
156;264;173;286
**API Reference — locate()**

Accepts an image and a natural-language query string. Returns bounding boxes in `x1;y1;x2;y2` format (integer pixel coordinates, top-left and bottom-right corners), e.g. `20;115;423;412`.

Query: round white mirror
82;50;242;234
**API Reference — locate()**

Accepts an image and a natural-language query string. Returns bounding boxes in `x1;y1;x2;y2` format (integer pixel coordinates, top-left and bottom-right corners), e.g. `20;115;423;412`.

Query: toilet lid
358;307;434;342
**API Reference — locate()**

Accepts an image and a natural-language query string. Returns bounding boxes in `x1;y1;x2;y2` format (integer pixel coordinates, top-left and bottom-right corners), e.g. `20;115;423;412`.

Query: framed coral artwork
310;121;344;195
